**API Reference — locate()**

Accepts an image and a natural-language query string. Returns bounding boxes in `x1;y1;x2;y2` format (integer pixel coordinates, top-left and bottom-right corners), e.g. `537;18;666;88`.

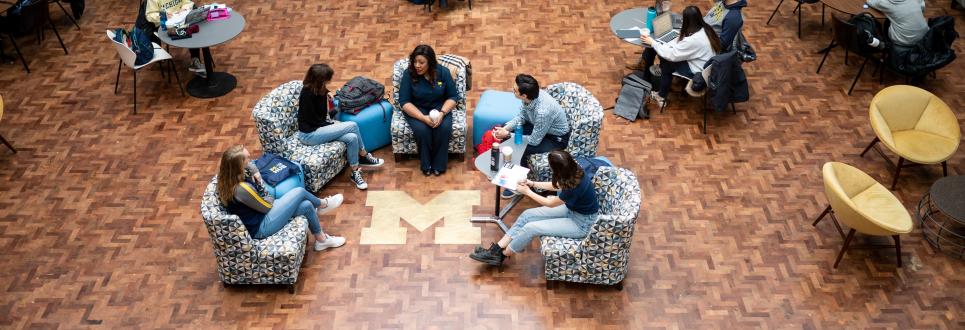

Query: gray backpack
335;76;385;115
614;70;652;121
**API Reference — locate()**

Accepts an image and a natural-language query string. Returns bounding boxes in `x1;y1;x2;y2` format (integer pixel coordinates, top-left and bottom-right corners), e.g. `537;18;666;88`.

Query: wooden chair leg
393;153;403;162
813;205;831;226
942;161;948;177
890;157;904;190
860;137;879;157
833;229;856;268
893;235;902;267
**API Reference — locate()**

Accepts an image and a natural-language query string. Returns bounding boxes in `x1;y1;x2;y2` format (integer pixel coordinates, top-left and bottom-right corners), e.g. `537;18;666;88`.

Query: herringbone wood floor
0;0;963;328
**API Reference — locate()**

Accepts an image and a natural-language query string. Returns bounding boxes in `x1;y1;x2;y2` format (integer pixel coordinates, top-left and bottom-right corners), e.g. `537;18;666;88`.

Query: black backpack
850;13;881;55
334;76;385;115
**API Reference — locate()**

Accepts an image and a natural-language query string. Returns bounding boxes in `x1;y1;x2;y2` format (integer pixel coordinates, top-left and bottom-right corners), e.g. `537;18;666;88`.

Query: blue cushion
336;100;393;151
472;90;522;147
265;163;306;199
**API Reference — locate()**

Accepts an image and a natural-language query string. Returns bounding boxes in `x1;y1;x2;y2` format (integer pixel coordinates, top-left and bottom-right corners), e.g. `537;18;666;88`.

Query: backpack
850;13;881;55
114;26;154;66
614;70;652;121
335;76;385;115
254;153;302;186
731;31;757;62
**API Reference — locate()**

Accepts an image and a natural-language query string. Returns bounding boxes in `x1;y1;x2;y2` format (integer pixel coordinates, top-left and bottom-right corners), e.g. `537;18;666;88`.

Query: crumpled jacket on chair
691;50;749;112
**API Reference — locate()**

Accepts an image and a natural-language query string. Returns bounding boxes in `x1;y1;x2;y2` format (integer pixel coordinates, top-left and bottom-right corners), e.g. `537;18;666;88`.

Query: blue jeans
505;205;599;253
297;121;366;166
657;58;695;98
254;187;323;238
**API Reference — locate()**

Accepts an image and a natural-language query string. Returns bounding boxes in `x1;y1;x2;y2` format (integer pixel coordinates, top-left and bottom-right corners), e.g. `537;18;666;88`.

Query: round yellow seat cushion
892;130;961;164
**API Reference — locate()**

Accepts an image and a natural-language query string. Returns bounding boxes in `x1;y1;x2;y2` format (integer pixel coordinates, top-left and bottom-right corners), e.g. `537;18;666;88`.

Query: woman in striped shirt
216;145;346;251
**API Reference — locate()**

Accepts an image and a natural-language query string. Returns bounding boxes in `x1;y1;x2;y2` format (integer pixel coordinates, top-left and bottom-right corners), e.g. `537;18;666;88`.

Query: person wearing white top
641;6;724;107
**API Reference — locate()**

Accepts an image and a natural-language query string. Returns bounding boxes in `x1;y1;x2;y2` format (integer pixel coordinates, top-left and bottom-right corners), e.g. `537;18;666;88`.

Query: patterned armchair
252;81;348;192
540;166;642;288
389;54;469;160
528;82;605;182
199;177;308;293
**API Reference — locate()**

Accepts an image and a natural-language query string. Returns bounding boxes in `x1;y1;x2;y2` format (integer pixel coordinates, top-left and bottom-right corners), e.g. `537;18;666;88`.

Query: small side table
917;176;965;258
470;135;528;232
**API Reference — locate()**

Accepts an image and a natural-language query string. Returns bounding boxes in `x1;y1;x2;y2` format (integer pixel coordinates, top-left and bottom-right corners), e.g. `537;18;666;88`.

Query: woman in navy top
397;44;461;176
470;150;601;267
217;145;347;252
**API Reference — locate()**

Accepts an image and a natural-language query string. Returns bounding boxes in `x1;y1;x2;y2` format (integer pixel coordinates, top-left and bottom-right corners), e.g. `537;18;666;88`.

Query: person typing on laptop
640;6;723;108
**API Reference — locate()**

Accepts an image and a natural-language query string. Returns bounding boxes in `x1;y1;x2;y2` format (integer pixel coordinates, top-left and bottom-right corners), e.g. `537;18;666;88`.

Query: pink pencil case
207;8;230;21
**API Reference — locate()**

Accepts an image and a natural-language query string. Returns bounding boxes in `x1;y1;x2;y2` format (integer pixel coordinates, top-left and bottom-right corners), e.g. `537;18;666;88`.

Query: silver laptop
652;13;679;43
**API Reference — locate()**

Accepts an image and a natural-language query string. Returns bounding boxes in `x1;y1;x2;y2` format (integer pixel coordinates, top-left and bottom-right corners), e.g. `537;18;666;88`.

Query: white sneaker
317;194;343;215
314;235;346;251
188;58;205;73
650;91;666;108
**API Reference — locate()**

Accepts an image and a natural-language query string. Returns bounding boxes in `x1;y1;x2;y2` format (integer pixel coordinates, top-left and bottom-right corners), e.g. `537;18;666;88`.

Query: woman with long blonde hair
217;145;346;251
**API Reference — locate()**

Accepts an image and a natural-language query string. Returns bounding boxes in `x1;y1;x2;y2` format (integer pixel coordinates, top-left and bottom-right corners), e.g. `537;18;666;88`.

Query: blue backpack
254;153;302;186
112;26;154;66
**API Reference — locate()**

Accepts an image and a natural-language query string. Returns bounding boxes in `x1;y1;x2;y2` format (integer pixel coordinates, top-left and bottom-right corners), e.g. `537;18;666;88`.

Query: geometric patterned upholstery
199;176;308;287
252;81;348;192
389;54;469;157
540;166;642;286
528;82;605;183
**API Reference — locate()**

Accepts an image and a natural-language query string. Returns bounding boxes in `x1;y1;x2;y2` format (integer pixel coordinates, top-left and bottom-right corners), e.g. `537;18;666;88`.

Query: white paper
491;165;529;190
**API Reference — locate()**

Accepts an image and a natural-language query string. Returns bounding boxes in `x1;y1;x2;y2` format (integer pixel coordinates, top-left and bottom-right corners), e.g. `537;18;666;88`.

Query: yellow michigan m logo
360;190;481;245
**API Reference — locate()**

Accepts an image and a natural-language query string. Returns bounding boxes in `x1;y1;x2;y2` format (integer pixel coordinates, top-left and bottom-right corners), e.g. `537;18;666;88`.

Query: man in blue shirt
494;74;570;198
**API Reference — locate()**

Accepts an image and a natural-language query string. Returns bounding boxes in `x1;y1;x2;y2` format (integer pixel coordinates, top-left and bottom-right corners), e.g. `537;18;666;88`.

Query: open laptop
651;13;679;43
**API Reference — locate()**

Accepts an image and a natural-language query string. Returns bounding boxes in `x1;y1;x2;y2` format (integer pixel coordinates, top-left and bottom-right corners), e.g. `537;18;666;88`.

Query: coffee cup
500;146;513;162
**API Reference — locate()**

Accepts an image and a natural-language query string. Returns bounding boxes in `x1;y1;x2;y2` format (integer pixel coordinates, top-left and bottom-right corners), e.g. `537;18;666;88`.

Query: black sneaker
469;243;505;266
359;153;384;168
350;169;368;190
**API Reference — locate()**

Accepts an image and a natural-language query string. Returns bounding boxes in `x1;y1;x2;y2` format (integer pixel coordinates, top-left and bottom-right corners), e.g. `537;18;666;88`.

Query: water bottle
646;7;657;32
160;11;167;31
490;142;500;172
514;125;523;145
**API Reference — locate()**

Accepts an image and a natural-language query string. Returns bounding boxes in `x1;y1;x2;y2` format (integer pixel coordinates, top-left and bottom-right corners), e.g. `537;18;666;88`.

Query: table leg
469;185;515;233
185;47;238;98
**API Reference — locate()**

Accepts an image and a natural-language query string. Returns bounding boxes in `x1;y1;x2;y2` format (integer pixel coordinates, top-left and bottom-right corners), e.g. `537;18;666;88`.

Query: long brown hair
407;44;438;84
216;145;247;205
548;150;584;190
679;6;723;54
303;63;334;96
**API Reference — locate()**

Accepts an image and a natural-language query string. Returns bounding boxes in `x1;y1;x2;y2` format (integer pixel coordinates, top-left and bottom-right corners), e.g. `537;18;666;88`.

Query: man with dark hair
494;74;570;198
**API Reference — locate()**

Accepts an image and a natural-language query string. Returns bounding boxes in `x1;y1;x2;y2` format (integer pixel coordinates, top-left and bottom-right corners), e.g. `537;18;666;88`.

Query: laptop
651;13;679;43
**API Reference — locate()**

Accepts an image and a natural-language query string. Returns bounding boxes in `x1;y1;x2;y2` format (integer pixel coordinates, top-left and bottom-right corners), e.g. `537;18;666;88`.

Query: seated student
296;64;384;190
398;44;461;176
630;0;745;82
641;6;723;108
469;150;603;267
141;0;204;77
217;145;346;251
493;74;570;198
864;0;928;48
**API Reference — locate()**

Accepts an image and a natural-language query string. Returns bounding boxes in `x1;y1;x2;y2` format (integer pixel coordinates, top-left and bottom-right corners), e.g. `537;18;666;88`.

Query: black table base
186;72;237;98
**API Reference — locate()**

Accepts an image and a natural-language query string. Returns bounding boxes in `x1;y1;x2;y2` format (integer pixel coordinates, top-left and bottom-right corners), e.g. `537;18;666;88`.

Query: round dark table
917;176;965;258
156;12;245;98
